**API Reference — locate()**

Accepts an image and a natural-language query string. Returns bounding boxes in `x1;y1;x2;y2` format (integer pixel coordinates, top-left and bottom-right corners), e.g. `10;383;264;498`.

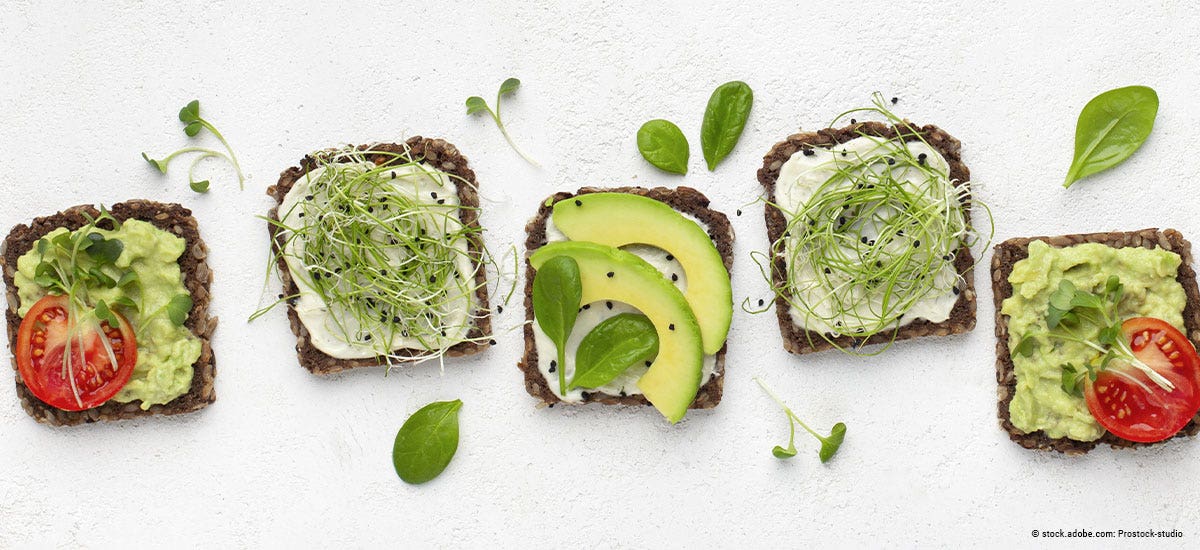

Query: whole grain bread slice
267;137;491;375
757;121;978;354
992;228;1200;454
2;201;217;426
518;186;732;409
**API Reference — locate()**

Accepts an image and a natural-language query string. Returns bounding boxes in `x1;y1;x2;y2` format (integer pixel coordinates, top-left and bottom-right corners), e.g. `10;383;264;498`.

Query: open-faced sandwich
756;98;987;354
994;229;1200;454
518;187;733;423
265;138;492;374
2;201;216;425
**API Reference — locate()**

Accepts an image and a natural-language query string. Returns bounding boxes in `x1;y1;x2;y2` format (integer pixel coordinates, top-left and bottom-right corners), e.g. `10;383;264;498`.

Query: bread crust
2;201;217;426
266;138;491;374
756;121;978;354
518;186;732;409
992;229;1200;454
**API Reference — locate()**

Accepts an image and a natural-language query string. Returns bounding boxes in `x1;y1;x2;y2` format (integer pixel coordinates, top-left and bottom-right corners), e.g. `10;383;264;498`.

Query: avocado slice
530;241;704;423
552;193;731;354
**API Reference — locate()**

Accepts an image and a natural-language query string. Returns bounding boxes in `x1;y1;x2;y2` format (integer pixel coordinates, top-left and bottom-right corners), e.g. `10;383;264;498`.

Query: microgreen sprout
142;100;245;193
256;145;509;367
749;93;993;354
466;78;540;167
754;377;846;463
1014;276;1174;393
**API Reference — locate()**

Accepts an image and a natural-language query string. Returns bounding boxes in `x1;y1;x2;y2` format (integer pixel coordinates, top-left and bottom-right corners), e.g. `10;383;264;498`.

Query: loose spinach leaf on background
392;400;463;485
637;119;689;174
700;81;754;171
570;313;659;390
532;255;582;394
1064;85;1158;188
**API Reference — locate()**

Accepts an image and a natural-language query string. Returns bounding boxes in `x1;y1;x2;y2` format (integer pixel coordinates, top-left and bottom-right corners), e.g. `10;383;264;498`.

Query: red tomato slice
16;295;138;411
1084;317;1200;443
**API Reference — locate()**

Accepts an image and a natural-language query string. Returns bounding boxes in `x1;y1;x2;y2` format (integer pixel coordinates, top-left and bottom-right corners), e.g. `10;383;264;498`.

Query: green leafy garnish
700;81;754;171
1030;276;1174;393
466;78;539;166
532;256;582;395
392;399;463;485
1064;86;1158;188
755;377;846;463
569;313;659;390
165;294;193;326
637;119;689;175
142;99;245;193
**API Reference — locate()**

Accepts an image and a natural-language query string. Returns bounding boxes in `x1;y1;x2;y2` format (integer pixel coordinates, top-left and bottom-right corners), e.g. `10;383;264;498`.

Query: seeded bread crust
992;228;1200;454
518;186;733;409
2;201;217;426
757;121;978;354
267;137;492;375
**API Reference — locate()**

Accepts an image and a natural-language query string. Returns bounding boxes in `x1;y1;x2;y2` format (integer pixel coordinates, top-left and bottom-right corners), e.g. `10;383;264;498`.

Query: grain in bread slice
267;137;491;374
757;121;978;354
2;201;217;426
518;186;732;409
992;228;1200;454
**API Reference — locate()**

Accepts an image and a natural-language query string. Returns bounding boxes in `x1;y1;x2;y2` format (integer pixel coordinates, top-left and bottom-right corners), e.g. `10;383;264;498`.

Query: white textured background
2;1;1198;548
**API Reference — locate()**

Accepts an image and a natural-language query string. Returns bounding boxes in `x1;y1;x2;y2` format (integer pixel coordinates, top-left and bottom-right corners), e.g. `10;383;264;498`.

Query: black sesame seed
363;334;372;342
574;199;582;206
298;213;304;218
582;304;591;310
441;330;447;337
758;299;765;306
305;195;314;201
855;328;865;334
671;273;679;282
891;97;898;105
669;324;675;331
850;118;857;124
644;360;652;367
606;271;614;278
429;275;436;283
842;151;848;157
497;305;504;313
913;240;921;247
824;267;831;274
606;301;613;310
886;157;896;166
861;237;869;244
312;272;322;281
380;314;387;323
953;287;961;295
549;360;557;373
868;240;875;246
666;254;674;261
431;191;438;199
839;216;847;226
619;391;627;397
367;206;373;213
808;218;816;226
897;230;904;236
580;392;589;401
489;339;496;345
736;209;742;216
875;261;882;268
802;148;815;157
392;316;400;323
437;199;445;205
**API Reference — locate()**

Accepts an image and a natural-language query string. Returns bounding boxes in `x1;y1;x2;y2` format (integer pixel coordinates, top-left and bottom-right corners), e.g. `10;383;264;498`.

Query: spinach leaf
570;313;659;390
1064;85;1158;188
637;119;689;175
700;81;753;171
392;399;463;485
532;255;582;394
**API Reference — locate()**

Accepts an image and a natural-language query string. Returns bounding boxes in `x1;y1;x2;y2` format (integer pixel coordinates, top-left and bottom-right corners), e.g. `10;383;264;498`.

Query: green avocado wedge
530;241;704;423
551;193;731;354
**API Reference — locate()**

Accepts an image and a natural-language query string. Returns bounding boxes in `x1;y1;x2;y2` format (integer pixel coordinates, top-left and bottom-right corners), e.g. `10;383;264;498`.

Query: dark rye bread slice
2;201;217;426
993;228;1200;454
757;121;978;354
518;186;732;409
267;137;491;375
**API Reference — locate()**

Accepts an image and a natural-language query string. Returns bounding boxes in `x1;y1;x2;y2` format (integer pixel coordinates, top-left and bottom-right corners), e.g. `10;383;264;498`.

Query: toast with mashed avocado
757;119;980;354
518;186;733;418
266;138;492;374
993;229;1200;454
2;201;217;426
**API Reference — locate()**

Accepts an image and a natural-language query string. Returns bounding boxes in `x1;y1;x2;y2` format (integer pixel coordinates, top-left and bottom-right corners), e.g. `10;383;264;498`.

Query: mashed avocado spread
1002;240;1185;440
14;219;201;409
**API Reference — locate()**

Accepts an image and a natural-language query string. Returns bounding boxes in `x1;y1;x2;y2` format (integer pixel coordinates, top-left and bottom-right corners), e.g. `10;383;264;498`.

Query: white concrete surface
1;1;1198;548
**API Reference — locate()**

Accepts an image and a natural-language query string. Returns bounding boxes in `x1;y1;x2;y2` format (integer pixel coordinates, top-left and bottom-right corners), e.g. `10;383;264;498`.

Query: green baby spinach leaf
532;255;582;395
637;119;689;175
392;399;463;485
1064;85;1158;188
700;81;754;171
569;313;659;390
